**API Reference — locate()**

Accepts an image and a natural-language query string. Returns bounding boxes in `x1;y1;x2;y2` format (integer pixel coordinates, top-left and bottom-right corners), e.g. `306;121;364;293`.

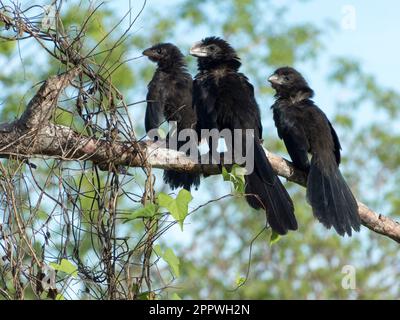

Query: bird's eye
156;48;162;54
284;76;290;81
209;45;216;51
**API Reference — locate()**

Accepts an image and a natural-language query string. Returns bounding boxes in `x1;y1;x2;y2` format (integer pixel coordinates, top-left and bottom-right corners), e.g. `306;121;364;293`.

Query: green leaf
153;245;181;278
40;292;48;300
153;244;163;257
171;293;182;300
49;259;78;278
137;291;156;300
123;203;158;222
158;190;192;231
37;210;49;221
222;166;230;181
222;164;246;193
157;128;167;139
236;276;246;287
232;165;247;178
56;294;65;300
163;248;180;278
269;231;281;246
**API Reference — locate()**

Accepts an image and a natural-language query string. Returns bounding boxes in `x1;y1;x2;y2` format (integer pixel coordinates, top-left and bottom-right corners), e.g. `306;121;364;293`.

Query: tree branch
18;69;81;129
0;71;399;243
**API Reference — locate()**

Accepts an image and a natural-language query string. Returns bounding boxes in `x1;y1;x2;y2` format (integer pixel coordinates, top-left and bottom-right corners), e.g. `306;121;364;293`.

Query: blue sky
3;0;399;108
120;0;400;126
287;0;400;116
135;0;400;89
5;0;398;120
292;0;400;87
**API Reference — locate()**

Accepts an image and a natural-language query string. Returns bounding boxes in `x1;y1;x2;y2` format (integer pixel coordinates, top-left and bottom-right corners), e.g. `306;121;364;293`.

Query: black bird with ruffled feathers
269;66;361;236
143;43;200;191
190;37;297;235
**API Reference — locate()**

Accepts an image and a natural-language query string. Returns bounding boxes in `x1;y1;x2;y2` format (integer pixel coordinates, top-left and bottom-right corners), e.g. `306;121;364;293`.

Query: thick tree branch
19;69;81;128
0;71;399;243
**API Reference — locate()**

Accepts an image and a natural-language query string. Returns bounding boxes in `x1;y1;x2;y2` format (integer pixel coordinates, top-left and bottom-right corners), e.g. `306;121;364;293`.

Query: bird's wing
282;126;311;171
171;76;196;131
145;81;165;133
219;72;263;138
193;76;218;133
273;104;310;171
328;120;342;165
240;75;263;138
308;103;342;166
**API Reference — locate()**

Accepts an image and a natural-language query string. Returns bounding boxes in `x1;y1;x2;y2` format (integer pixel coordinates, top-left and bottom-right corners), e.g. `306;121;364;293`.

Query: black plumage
269;66;361;236
190;37;297;235
143;43;200;191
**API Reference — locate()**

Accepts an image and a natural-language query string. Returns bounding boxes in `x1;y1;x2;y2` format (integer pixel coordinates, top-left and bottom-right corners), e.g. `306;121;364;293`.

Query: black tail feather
163;170;200;191
245;142;297;235
163;135;201;191
307;157;360;236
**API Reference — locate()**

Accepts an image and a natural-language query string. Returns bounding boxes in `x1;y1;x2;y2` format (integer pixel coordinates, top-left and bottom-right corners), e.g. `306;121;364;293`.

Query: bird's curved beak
190;41;208;57
142;48;152;57
268;74;282;85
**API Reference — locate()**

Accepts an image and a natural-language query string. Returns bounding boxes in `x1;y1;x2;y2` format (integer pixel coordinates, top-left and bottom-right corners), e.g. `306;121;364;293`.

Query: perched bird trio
142;37;361;237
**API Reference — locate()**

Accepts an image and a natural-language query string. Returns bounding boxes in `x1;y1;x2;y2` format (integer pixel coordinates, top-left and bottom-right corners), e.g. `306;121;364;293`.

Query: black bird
269;66;361;236
190;37;297;235
143;43;200;191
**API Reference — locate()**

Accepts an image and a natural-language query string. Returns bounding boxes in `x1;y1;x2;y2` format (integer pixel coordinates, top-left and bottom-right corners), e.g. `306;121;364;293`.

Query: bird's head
142;43;185;67
268;67;313;98
190;37;240;69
